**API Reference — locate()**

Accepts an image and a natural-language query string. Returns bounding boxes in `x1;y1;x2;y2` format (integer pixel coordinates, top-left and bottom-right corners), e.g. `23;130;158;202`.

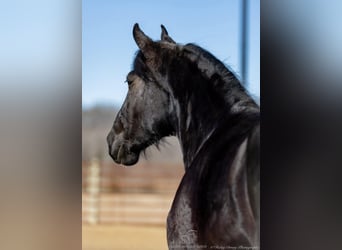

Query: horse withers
107;24;260;249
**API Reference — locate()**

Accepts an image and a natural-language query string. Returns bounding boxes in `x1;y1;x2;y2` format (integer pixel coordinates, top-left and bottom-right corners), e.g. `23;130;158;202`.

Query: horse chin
117;152;139;166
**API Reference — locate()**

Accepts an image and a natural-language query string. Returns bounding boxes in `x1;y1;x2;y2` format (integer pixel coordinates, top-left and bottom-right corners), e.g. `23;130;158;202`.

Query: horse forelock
132;51;148;79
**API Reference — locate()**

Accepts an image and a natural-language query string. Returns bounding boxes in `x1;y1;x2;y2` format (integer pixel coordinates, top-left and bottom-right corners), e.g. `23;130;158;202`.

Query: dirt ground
82;224;168;250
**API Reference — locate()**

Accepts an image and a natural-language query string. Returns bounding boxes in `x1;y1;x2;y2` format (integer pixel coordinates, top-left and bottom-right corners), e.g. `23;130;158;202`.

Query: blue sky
82;0;259;108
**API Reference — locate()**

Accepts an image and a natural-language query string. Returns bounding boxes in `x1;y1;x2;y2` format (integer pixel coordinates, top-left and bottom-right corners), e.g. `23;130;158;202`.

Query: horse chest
167;152;257;249
166;171;229;249
167;188;199;249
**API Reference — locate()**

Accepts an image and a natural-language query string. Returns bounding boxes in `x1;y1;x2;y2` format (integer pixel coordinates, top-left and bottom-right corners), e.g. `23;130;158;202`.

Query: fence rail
82;193;174;226
82;159;182;226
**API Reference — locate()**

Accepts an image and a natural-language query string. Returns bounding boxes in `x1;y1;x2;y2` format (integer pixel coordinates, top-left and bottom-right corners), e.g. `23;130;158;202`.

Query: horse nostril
107;133;115;157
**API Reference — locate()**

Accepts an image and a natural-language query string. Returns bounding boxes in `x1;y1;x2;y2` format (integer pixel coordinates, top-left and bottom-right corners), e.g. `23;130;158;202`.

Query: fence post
86;158;100;224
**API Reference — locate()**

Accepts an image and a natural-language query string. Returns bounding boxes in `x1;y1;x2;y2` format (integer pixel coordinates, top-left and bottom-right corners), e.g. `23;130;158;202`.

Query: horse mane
182;43;245;92
132;42;254;109
180;43;257;112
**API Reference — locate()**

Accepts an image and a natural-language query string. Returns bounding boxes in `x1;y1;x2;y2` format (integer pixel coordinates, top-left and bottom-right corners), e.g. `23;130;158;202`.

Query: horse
107;24;260;249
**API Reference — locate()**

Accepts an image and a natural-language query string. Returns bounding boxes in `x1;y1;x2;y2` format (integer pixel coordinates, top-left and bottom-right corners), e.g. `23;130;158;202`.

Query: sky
82;0;260;108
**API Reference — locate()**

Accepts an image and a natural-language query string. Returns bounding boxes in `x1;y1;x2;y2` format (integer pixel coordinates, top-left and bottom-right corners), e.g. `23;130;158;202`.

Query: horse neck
167;69;258;168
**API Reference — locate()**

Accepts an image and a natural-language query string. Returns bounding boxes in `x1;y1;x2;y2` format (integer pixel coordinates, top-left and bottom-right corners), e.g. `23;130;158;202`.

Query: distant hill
82;105;183;164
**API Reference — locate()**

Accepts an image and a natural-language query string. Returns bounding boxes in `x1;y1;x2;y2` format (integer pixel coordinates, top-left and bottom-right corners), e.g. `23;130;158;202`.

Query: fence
82;159;184;226
82;193;174;226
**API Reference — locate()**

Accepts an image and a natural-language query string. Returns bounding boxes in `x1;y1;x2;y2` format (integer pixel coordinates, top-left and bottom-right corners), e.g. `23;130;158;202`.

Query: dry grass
82;224;168;250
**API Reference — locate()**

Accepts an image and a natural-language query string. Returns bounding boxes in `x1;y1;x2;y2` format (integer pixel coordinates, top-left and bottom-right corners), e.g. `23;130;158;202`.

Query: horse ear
161;25;176;44
133;23;154;57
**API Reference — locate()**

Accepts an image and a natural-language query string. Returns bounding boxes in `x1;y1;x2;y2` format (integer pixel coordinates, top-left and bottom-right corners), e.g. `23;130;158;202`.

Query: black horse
107;24;259;249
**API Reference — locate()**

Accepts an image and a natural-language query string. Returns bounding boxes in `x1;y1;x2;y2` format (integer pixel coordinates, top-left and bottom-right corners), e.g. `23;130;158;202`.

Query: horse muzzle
107;131;139;166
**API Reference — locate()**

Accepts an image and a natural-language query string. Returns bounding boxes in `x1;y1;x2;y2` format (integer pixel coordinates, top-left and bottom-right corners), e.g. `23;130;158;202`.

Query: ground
82;224;168;250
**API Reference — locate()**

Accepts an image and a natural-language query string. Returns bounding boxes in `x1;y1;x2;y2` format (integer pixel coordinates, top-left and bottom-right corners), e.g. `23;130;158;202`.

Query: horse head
107;24;177;165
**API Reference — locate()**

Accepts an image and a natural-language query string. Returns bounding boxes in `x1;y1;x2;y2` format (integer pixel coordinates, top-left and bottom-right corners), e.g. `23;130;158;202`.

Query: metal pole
241;0;249;86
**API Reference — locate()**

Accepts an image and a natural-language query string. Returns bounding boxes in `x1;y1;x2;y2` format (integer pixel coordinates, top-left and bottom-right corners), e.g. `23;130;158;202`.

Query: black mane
132;42;257;116
183;43;242;88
